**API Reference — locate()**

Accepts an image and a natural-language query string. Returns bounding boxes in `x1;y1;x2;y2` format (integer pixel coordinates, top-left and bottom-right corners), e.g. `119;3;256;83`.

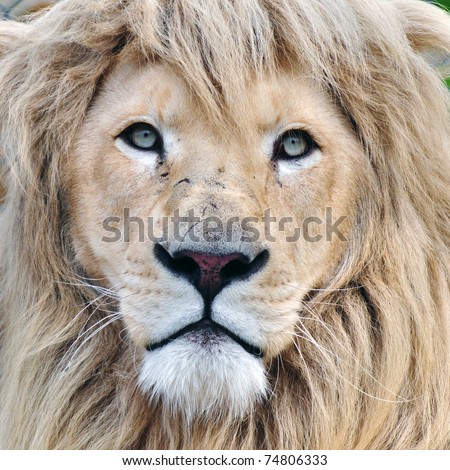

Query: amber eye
274;129;316;160
121;123;163;152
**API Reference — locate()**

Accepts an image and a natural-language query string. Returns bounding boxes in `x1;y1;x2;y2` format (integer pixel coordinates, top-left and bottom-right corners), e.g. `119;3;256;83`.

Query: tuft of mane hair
0;0;449;449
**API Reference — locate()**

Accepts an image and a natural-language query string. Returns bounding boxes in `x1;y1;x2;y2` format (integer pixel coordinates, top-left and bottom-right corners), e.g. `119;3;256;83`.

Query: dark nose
154;244;269;302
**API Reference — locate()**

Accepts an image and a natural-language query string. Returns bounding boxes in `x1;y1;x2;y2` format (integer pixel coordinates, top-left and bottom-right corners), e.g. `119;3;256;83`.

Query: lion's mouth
145;318;264;358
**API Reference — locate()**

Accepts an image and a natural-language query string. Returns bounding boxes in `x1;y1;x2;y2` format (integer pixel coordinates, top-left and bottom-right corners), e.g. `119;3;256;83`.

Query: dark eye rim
273;129;317;161
118;122;164;153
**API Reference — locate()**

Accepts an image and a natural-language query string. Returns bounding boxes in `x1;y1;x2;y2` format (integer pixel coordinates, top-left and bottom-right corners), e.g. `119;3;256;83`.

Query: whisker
287;283;363;293
61;303;122;366
291;326;410;403
55;280;122;299
64;314;122;371
299;301;409;400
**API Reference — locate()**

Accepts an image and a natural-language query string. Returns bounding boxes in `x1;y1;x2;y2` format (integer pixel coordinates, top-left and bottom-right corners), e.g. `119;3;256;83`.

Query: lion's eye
275;129;315;160
121;123;162;152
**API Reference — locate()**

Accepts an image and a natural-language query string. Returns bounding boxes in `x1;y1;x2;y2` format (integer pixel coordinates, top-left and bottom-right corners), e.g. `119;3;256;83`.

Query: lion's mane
0;0;449;449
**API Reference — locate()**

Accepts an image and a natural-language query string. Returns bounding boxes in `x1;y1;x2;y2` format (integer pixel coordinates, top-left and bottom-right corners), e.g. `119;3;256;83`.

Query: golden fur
0;0;449;449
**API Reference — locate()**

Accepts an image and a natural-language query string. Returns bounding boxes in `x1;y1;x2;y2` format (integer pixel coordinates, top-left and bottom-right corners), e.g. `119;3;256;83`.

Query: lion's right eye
274;129;316;161
120;123;163;152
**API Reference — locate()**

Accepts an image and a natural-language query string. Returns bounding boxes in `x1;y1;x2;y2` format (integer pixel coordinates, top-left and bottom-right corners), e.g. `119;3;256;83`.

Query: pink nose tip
154;244;269;302
183;251;244;300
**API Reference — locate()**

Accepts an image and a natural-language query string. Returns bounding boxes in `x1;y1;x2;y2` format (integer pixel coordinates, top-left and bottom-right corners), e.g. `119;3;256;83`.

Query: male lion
0;0;449;449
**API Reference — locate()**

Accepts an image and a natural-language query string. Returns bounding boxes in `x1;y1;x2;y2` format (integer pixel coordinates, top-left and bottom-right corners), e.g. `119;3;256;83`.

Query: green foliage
433;2;450;87
436;0;450;11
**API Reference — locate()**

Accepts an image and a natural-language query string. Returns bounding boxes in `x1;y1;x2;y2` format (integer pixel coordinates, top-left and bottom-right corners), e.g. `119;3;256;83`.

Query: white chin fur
139;336;268;422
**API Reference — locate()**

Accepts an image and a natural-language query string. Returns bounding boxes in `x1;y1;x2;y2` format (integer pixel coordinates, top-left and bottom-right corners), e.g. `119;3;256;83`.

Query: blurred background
0;0;53;18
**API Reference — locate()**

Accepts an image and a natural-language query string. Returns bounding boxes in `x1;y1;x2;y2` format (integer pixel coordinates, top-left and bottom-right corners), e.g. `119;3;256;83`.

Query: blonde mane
0;0;449;449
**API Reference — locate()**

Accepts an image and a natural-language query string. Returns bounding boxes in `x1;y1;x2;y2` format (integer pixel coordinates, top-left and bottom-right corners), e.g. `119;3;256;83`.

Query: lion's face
67;61;362;419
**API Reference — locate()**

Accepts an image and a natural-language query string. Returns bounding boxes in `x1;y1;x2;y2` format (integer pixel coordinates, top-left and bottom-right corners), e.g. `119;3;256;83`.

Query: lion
0;0;449;450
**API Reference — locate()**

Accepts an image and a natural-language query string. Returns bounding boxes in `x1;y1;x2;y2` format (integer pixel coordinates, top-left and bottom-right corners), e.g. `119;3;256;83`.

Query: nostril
154;244;200;285
221;249;269;286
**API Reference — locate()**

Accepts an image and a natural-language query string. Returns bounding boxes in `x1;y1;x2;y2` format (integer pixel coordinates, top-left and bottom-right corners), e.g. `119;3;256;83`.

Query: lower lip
146;320;263;358
184;324;227;346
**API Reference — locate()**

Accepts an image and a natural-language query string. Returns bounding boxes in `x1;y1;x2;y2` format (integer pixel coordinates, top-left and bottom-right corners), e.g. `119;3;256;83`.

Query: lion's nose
154;244;269;302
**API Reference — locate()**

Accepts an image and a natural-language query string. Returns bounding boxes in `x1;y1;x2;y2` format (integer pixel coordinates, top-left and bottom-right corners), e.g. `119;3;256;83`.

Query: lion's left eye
120;123;163;152
274;129;315;160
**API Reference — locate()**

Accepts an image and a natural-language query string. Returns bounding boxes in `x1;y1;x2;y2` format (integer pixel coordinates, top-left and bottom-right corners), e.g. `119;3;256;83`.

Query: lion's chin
139;333;268;422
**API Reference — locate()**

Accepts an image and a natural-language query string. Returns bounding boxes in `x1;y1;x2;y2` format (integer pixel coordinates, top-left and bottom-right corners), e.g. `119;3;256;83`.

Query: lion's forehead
89;61;348;144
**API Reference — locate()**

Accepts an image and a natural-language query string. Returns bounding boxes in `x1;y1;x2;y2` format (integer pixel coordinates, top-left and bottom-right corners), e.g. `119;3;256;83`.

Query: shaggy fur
0;0;449;449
